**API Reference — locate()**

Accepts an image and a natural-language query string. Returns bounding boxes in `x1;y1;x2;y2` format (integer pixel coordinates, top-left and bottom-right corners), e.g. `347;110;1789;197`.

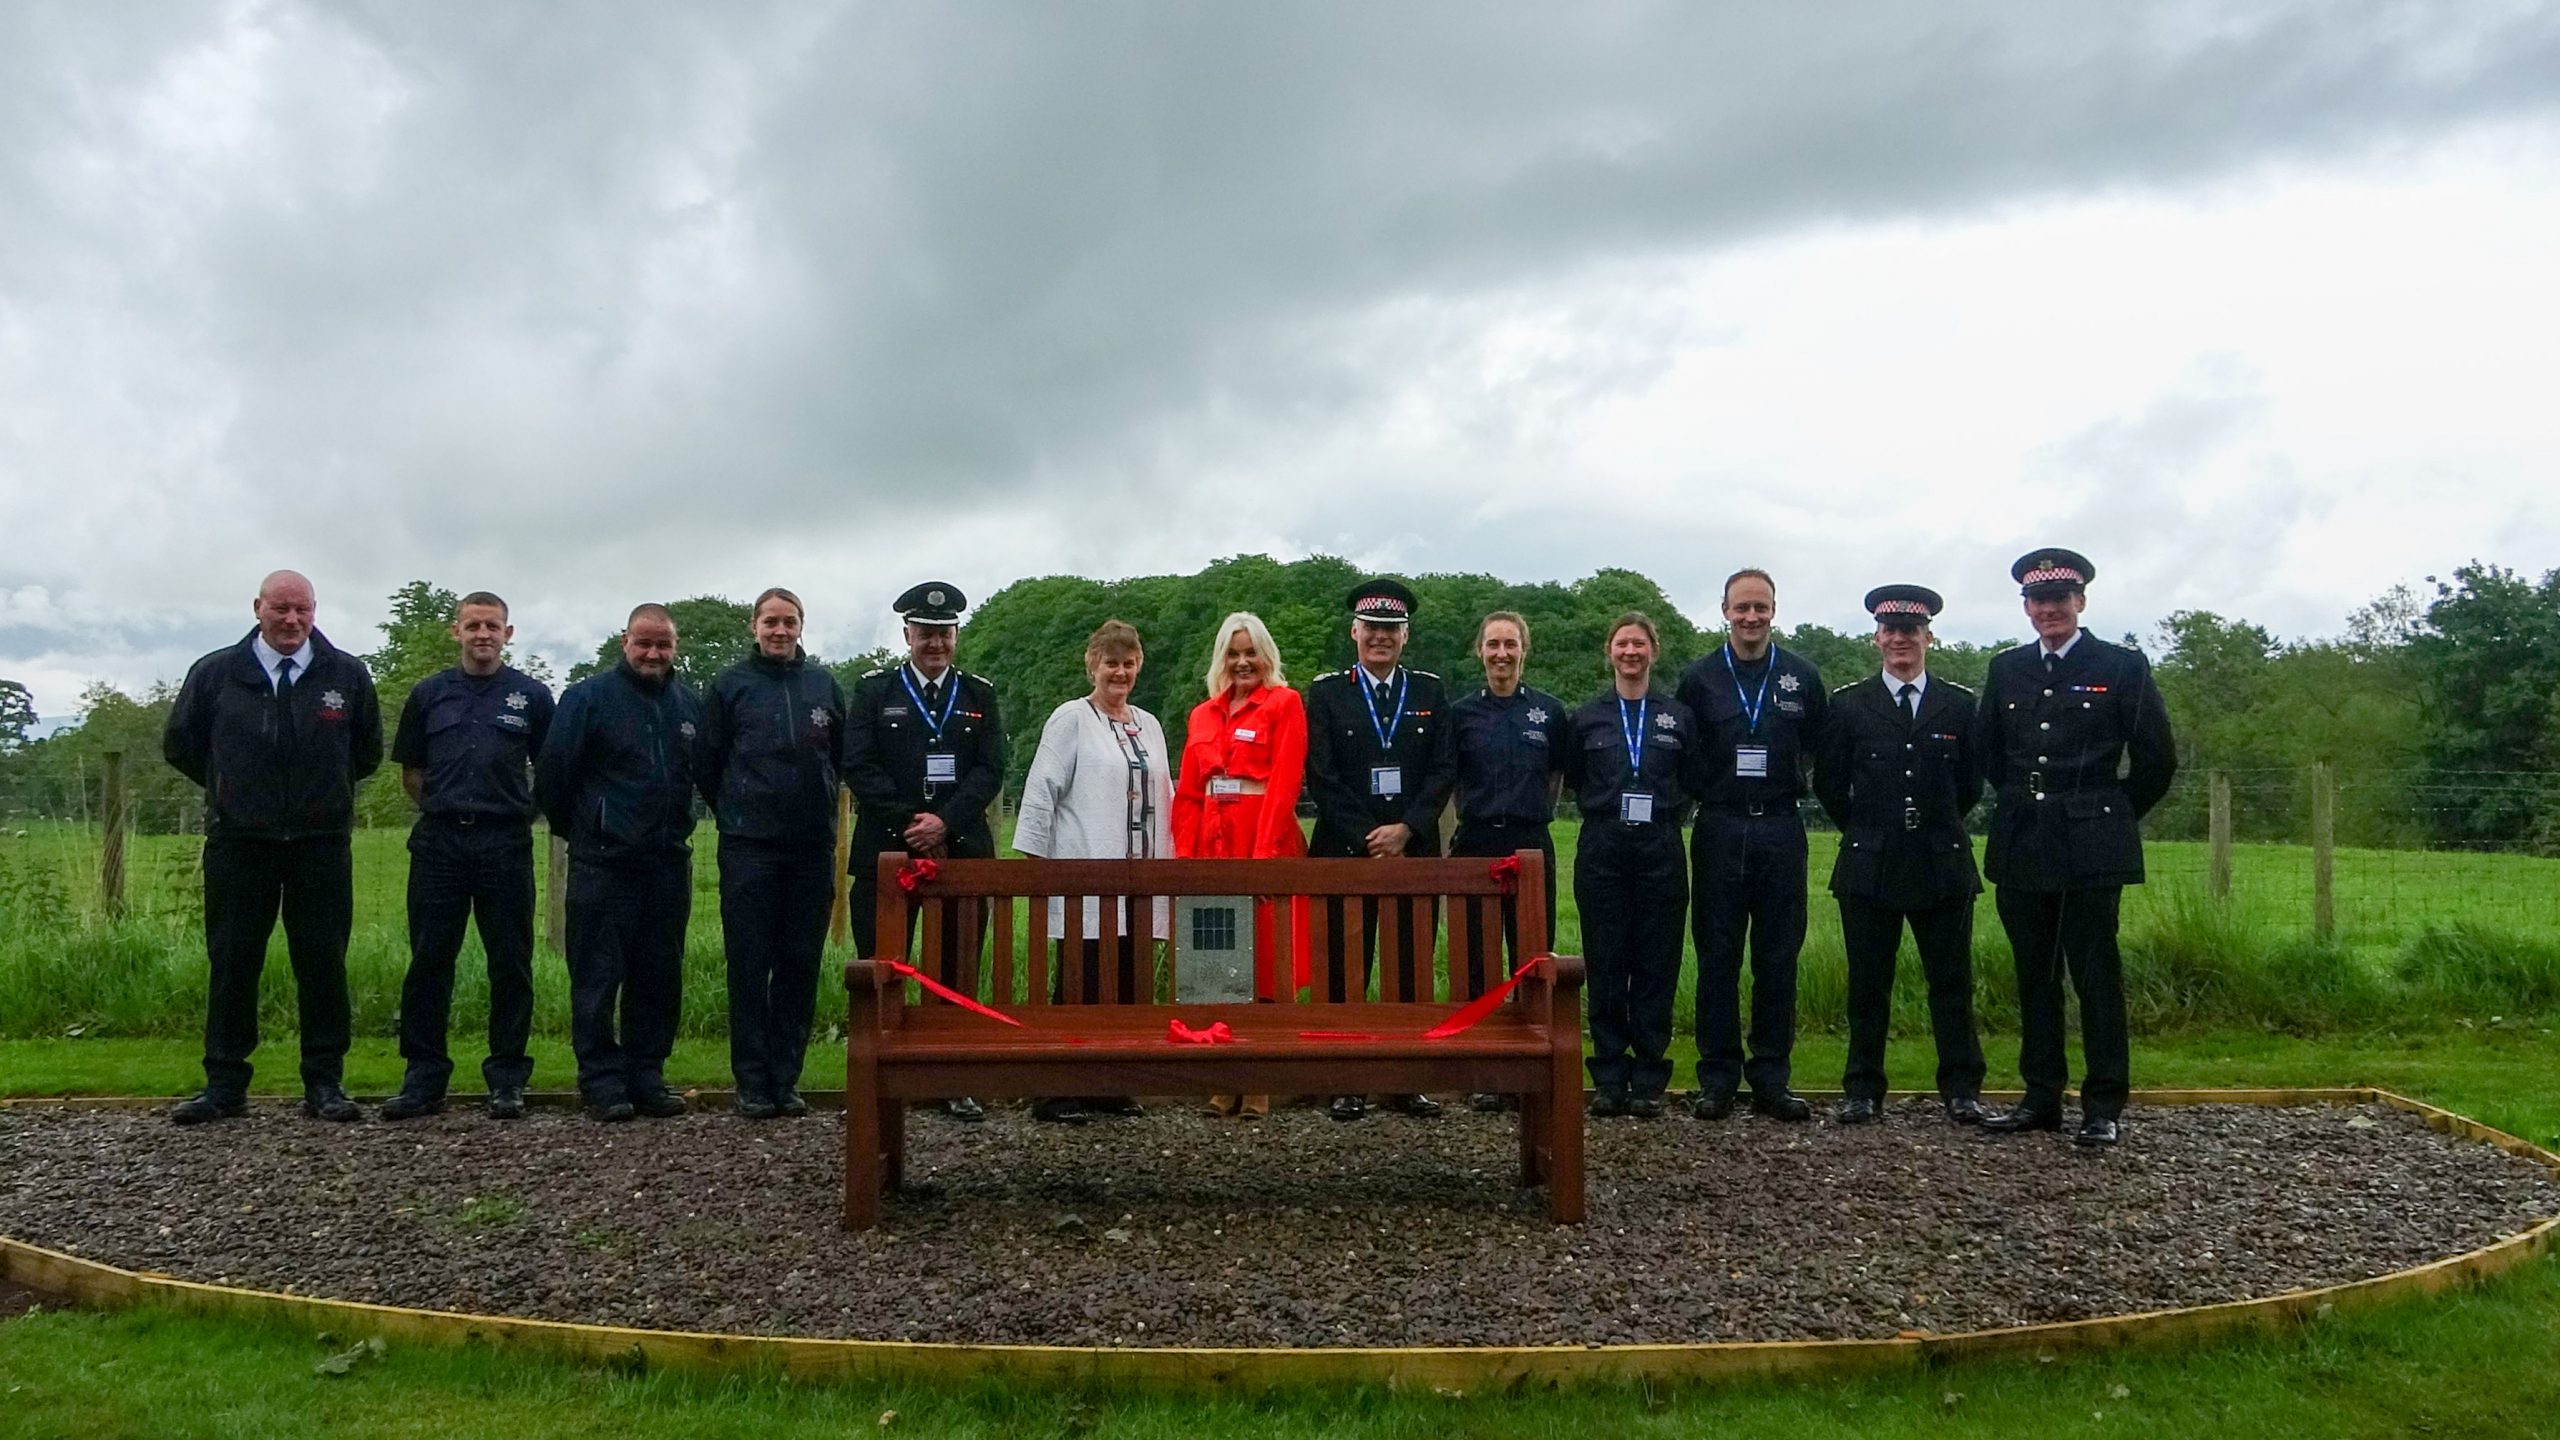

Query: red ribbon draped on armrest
1168;1019;1235;1045
880;957;1025;1028
895;857;940;893
1424;952;1550;1039
1487;856;1522;894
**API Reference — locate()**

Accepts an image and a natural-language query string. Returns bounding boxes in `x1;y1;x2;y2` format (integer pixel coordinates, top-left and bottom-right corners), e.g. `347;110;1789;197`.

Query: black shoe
380;1088;443;1121
486;1087;527;1121
1385;1093;1441;1118
1084;1096;1145;1118
586;1098;636;1123
774;1089;810;1118
169;1091;247;1126
1689;1088;1737;1121
1983;1103;2064;1134
942;1096;986;1123
734;1092;781;1120
300;1084;361;1122
1943;1096;1986;1126
1834;1096;1882;1125
1626;1093;1665;1120
1750;1089;1813;1122
1588;1087;1629;1118
1468;1092;1513;1113
2073;1115;2122;1148
1328;1094;1367;1122
1031;1097;1091;1125
631;1087;688;1119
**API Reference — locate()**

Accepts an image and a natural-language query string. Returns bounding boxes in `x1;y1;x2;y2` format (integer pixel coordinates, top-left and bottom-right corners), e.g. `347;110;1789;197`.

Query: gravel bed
1;1099;2552;1348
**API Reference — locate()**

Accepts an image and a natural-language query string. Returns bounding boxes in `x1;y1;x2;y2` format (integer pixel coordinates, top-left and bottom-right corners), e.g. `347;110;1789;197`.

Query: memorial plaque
1172;895;1255;1003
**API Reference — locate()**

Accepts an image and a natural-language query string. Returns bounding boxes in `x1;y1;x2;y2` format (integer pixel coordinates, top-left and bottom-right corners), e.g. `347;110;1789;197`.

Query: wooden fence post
99;750;127;921
830;783;853;948
2310;761;2336;941
2207;769;2233;901
546;833;569;953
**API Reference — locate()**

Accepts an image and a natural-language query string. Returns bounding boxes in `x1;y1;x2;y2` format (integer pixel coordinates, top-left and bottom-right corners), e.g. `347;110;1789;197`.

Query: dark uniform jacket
698;649;847;847
840;665;1004;860
1977;634;2177;892
1813;673;1984;908
163;627;383;839
1303;665;1458;856
390;664;552;821
1561;687;1708;825
535;662;703;867
1675;645;1829;808
1451;685;1568;827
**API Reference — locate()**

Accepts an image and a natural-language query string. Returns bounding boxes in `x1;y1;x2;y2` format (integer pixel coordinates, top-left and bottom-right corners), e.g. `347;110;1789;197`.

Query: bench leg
1545;1083;1585;1224
882;1099;907;1191
844;1090;882;1230
1518;1092;1549;1187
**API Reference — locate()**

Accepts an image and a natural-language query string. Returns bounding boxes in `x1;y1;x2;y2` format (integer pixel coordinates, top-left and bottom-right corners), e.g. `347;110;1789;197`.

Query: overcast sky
7;1;2560;720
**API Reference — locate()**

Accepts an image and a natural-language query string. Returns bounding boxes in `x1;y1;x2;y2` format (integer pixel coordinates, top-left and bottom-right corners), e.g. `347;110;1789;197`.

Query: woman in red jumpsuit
1171;611;1309;1117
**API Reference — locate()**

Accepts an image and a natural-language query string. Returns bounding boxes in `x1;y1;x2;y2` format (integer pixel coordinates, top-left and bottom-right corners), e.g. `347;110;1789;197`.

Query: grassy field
3;820;2556;1045
3;1027;2558;1437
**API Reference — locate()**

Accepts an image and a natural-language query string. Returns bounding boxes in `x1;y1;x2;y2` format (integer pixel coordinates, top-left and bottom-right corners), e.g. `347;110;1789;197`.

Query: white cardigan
1012;698;1175;938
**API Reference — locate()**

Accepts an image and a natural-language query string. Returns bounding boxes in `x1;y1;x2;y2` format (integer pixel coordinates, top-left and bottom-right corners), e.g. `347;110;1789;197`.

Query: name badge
1209;776;1245;797
1620;792;1655;824
1370;766;1404;798
1734;745;1771;779
1232;728;1258;742
924;752;959;784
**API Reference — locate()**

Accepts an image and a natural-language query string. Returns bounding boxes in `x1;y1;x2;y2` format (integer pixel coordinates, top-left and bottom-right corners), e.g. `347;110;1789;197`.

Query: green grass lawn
3;1028;2557;1437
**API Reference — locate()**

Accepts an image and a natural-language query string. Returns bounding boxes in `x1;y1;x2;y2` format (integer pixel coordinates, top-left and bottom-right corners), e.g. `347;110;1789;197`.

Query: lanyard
1722;644;1776;737
1617;693;1649;778
1090;702;1156;853
898;665;961;744
1359;666;1409;750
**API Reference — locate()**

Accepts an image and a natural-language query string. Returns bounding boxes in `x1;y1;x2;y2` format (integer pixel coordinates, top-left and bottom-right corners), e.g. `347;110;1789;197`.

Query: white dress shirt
251;634;310;692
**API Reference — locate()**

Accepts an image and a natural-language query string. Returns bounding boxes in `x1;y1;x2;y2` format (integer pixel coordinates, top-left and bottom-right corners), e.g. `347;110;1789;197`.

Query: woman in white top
1011;619;1175;1124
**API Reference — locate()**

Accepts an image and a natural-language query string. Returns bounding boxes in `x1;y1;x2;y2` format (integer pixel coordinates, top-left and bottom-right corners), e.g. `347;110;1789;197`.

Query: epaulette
1313;669;1347;683
861;667;891;679
1936;678;1978;698
1829;679;1865;700
1409;668;1441;681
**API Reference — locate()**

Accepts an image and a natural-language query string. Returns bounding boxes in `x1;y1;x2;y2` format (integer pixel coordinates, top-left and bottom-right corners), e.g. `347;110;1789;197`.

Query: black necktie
923;677;943;712
1898;682;1918;724
1373;681;1393;712
2043;651;2058;677
276;656;297;697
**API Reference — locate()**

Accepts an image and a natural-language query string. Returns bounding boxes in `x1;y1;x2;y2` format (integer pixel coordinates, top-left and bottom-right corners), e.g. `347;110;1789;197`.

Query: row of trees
5;558;2556;851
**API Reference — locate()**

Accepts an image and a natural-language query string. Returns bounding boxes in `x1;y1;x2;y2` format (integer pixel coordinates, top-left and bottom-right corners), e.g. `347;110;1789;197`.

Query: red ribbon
1424;952;1549;1040
1487;856;1522;894
895;858;940;894
1168;1019;1235;1045
880;957;1024;1028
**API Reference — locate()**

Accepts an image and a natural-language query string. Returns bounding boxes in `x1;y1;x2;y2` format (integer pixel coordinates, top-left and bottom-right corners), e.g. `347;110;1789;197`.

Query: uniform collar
1880;669;1928;701
2039;629;2084;662
250;632;311;689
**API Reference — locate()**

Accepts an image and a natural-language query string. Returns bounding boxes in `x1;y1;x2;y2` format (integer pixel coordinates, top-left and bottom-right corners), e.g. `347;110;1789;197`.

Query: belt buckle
1744;800;1767;818
2027;770;2044;795
1902;807;1919;832
454;813;478;827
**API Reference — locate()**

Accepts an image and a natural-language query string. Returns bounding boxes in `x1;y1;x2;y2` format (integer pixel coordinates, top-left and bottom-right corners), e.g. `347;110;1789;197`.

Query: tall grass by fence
2;765;2557;1047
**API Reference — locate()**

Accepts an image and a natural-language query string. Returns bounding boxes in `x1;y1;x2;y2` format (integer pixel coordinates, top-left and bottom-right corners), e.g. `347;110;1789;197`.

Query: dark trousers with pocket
1691;809;1808;1096
1449;820;1557;998
201;835;354;1096
565;855;692;1103
1575;823;1687;1098
718;837;835;1100
1839;895;1986;1102
1997;884;2129;1119
399;817;537;1096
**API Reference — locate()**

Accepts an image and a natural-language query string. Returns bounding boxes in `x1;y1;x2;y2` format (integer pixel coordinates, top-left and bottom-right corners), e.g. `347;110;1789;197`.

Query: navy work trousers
564;856;691;1104
1690;808;1808;1097
1838;895;1985;1102
201;835;354;1096
717;837;834;1101
1575;822;1687;1098
398;816;536;1096
1997;884;2130;1120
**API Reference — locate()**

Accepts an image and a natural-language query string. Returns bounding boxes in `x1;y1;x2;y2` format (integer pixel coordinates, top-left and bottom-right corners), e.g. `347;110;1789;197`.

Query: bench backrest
869;853;1551;1007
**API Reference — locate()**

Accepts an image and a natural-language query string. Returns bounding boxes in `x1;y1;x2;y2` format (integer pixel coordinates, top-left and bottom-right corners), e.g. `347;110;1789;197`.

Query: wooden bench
842;852;1586;1228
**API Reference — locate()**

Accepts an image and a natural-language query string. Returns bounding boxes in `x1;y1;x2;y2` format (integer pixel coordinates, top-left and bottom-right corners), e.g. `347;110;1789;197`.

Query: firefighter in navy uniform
841;581;1005;1122
1447;611;1568;988
1303;578;1458;1121
1810;585;1988;1127
1977;550;2177;1148
1676;568;1828;1122
698;587;846;1121
1562;612;1707;1119
535;603;703;1123
381;591;554;1123
162;569;383;1125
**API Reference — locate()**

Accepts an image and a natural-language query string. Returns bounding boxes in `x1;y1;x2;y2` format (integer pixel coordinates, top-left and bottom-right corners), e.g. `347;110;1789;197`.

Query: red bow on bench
1488;856;1522;894
895;858;940;893
1167;1019;1235;1045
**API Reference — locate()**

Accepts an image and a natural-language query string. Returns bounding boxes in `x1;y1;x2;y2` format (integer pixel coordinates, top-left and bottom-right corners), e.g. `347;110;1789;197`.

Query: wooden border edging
3;1088;2555;1389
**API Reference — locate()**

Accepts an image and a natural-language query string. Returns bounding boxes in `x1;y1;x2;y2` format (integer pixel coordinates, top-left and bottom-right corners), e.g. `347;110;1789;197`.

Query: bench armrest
844;957;903;1034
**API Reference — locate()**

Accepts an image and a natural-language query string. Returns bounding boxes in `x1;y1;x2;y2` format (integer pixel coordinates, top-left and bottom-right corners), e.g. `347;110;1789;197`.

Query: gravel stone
1;1100;2551;1348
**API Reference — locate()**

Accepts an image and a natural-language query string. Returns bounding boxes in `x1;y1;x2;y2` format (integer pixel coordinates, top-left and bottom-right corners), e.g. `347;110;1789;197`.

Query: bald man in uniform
163;570;383;1125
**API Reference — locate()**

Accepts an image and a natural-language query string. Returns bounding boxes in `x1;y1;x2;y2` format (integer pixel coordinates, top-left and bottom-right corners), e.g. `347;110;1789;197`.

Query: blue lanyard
1359;667;1408;750
897;665;961;744
1722;644;1776;736
1617;694;1649;778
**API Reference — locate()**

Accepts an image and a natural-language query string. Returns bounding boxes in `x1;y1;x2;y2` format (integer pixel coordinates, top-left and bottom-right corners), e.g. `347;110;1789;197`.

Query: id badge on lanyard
1370;766;1404;798
1620;792;1655;824
1734;746;1770;779
924;751;959;785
